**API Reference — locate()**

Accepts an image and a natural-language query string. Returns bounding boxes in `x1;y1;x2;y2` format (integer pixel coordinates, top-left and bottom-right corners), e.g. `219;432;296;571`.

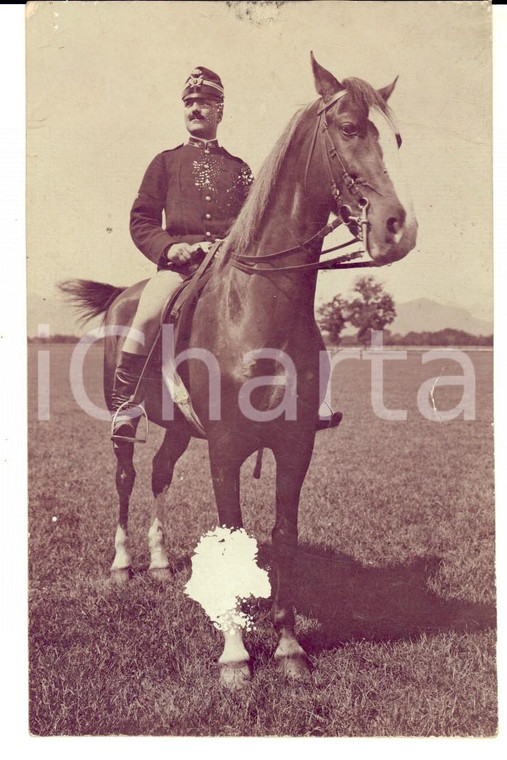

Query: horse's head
311;53;417;265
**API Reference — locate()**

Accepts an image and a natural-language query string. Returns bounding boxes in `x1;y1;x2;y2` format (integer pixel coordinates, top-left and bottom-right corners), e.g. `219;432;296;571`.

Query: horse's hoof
219;660;252;689
274;653;313;681
150;567;172;581
110;568;131;584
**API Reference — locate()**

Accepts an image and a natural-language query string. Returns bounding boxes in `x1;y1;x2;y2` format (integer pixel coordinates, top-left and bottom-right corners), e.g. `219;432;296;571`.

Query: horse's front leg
271;439;314;679
149;427;191;579
208;442;252;688
110;442;136;583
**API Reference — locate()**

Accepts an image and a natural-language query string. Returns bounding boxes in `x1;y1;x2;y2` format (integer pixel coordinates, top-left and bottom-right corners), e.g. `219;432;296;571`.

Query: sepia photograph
21;0;497;739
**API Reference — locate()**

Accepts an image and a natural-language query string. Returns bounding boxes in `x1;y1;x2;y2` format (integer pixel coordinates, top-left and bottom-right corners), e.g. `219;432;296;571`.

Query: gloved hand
165;242;196;266
165;241;213;264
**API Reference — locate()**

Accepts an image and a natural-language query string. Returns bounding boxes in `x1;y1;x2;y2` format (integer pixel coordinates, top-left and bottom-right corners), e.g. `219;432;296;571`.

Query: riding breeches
122;269;183;355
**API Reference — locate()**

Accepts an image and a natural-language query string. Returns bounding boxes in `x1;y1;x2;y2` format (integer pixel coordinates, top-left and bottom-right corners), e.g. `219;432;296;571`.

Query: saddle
135;241;221;437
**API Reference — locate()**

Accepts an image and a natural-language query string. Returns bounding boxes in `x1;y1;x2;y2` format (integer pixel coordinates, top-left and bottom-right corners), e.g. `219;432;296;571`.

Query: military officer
111;66;253;441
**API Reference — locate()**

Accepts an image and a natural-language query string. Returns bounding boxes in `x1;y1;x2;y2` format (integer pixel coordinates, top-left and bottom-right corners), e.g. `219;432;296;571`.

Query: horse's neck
254;125;330;265
228;126;332;329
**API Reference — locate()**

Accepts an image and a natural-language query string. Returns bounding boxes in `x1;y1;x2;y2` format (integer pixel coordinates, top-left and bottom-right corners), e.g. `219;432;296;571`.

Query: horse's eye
340;123;357;137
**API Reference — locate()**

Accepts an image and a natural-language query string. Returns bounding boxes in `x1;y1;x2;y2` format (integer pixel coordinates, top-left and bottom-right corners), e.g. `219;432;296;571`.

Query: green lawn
28;345;496;736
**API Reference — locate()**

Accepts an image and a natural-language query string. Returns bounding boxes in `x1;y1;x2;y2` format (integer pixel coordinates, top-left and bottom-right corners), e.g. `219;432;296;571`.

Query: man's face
183;97;223;140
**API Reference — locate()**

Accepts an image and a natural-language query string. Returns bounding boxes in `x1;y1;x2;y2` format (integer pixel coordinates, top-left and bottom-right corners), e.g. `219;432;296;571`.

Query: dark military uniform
130;136;253;270
111;65;254;442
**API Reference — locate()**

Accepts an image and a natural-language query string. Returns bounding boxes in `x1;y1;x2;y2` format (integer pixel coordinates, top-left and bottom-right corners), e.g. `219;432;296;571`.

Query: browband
317;89;347;115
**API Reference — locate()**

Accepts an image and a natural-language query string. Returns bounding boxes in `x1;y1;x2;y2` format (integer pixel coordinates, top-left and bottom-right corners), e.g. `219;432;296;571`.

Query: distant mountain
446;299;493;324
390;298;493;336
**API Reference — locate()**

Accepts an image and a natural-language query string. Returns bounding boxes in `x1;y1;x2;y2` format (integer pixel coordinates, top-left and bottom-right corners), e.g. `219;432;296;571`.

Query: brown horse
63;54;417;685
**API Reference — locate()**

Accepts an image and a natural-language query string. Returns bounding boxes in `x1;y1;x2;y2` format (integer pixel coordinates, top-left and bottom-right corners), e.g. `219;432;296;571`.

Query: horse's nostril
387;217;400;235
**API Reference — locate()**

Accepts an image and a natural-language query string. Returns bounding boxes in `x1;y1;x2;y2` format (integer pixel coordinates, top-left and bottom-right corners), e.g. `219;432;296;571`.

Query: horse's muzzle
370;216;418;265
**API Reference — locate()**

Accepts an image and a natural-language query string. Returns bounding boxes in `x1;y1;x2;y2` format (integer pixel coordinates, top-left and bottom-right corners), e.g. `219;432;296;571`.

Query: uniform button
205;196;211;201
205;213;211;219
205;231;211;237
204;149;210;154
204;163;210;169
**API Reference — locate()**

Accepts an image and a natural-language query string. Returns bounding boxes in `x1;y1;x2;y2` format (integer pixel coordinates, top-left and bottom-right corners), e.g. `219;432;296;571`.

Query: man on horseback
64;55;415;685
111;66;254;441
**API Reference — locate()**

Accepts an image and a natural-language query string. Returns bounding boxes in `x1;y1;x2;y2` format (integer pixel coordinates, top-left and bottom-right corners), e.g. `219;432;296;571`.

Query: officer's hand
190;241;212;255
166;243;195;265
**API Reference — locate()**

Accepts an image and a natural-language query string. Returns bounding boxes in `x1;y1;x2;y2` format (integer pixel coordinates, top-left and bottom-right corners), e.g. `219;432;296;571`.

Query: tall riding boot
316;411;343;431
110;351;148;442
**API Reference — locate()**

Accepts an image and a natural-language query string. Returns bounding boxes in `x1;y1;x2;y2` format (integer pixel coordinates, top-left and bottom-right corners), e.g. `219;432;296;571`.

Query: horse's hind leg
111;442;136;583
149;427;190;579
271;442;313;679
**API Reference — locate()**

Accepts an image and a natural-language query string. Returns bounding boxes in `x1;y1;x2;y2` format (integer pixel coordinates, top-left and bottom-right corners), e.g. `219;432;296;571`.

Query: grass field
28;344;496;736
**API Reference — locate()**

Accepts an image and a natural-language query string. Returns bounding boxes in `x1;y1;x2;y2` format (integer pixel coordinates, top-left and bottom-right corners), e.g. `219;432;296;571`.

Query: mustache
189;111;205;120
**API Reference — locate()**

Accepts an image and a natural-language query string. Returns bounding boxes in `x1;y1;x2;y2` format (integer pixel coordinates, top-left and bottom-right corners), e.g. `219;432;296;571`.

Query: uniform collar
187;136;220;150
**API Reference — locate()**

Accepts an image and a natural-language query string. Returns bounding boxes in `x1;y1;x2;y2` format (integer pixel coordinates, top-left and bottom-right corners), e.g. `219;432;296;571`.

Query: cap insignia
189;74;204;88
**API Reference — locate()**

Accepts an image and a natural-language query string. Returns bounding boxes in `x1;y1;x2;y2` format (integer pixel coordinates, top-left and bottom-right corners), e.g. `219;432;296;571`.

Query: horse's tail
59;279;126;324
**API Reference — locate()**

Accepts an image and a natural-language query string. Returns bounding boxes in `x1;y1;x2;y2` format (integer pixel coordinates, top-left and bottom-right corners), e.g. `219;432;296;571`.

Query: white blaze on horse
62;54;417;687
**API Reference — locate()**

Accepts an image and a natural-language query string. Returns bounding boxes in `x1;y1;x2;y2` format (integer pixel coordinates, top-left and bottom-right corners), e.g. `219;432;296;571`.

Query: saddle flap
154;240;222;437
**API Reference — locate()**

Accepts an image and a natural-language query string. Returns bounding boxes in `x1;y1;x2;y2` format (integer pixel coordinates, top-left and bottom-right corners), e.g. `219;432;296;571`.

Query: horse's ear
377;76;399;102
310;51;342;101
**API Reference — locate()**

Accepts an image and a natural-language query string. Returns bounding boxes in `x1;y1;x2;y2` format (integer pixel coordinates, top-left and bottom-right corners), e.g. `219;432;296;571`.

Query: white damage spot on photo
25;2;39;20
185;526;271;632
226;1;285;26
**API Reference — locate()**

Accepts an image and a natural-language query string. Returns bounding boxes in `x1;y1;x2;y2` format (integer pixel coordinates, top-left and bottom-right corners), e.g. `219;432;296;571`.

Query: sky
26;0;492;334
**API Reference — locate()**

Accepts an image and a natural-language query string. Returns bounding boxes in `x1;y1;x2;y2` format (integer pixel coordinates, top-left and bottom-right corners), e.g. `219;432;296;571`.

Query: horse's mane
341;76;391;118
220;76;392;262
220;102;313;262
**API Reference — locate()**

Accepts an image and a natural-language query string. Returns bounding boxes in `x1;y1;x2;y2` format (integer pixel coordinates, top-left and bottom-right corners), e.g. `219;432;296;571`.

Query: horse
62;54;417;686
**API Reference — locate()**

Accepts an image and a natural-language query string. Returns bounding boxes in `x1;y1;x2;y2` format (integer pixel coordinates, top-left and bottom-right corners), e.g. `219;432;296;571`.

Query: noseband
231;92;378;276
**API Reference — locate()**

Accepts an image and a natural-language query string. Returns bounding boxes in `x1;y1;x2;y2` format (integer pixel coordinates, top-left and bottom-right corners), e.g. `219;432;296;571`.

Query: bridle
230;90;379;276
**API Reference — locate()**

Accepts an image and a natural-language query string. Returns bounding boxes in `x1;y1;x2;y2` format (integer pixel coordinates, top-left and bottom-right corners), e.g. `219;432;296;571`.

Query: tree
316;294;348;345
317;277;397;346
346;276;396;346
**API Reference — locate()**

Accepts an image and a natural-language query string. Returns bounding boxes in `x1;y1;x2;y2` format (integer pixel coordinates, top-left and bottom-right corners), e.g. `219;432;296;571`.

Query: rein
230;92;378;276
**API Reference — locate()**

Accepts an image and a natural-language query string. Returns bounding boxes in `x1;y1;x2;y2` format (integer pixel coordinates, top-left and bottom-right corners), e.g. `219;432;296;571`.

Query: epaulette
161;144;184;154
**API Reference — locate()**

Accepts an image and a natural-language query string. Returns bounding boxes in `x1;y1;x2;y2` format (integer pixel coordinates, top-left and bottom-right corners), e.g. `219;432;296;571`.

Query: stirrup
316;411;343;430
111;401;149;444
316;400;343;431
